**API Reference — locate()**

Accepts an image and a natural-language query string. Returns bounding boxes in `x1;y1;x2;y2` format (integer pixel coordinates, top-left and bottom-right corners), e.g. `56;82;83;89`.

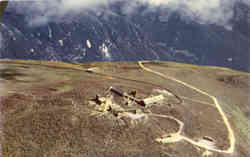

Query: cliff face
0;1;250;72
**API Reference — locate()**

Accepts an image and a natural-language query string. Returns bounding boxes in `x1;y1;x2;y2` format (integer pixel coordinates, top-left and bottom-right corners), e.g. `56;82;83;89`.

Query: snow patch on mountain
48;26;52;38
58;40;64;47
86;40;92;48
99;43;112;60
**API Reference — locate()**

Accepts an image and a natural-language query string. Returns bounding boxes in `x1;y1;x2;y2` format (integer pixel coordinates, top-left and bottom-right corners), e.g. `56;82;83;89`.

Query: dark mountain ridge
1;1;250;72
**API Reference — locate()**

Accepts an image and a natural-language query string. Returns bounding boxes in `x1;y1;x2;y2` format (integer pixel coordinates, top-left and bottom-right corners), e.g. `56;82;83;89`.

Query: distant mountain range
1;1;250;72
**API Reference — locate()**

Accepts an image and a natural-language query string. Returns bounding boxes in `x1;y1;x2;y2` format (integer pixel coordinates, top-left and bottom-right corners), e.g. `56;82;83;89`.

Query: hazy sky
8;0;250;29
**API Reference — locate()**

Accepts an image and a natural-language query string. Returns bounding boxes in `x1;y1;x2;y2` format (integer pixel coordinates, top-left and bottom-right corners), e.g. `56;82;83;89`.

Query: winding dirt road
138;61;235;154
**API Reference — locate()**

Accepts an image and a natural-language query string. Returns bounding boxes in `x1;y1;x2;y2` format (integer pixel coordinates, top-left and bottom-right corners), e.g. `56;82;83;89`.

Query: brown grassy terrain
0;60;250;157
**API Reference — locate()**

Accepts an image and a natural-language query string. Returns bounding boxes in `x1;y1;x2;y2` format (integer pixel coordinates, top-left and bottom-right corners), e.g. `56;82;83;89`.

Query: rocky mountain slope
0;1;250;72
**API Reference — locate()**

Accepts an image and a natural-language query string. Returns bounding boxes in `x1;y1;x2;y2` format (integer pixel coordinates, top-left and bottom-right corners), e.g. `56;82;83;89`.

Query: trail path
138;61;235;154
